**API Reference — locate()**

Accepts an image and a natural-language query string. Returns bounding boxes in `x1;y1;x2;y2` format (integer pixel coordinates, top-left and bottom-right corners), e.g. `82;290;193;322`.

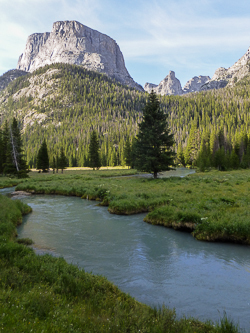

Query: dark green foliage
2;118;29;177
2;63;250;171
58;147;68;173
51;155;56;174
124;137;132;168
0;128;3;173
88;130;101;170
135;91;176;178
36;139;49;172
1;121;9;172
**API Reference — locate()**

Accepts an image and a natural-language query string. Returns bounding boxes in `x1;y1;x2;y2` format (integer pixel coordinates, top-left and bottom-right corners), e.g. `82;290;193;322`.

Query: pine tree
37;139;50;172
3;118;29;177
184;123;198;166
88;131;101;170
51;156;56;174
176;144;185;166
2;121;9;171
58;147;68;173
0;129;3;174
124;137;132;168
135;91;176;178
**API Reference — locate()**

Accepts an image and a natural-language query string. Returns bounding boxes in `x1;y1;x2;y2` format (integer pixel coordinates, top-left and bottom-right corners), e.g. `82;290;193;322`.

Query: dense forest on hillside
1;63;250;169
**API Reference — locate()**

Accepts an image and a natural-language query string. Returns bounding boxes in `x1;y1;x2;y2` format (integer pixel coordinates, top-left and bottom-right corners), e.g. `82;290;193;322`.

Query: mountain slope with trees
1;63;250;170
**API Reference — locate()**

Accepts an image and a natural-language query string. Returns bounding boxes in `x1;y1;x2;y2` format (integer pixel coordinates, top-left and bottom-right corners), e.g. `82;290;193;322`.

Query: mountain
17;20;143;91
1;62;250;170
0;63;145;168
0;69;27;93
144;45;250;96
202;46;250;90
144;72;211;96
144;71;183;95
182;75;210;93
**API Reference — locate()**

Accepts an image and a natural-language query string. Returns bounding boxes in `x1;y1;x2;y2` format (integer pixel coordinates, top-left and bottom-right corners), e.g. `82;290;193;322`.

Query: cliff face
183;75;210;93
17;20;143;91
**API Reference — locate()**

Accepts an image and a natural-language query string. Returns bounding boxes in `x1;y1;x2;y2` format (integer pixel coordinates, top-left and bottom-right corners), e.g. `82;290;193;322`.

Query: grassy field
0;192;240;332
5;167;250;245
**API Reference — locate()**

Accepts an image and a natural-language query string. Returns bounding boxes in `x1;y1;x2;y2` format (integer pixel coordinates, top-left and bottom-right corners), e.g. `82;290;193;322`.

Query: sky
1;0;250;88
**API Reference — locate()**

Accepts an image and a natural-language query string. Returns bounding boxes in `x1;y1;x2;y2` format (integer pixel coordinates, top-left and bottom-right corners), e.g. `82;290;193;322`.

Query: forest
1;63;250;170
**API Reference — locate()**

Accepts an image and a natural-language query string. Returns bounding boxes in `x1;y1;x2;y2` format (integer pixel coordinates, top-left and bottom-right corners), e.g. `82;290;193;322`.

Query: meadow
0;183;240;332
6;167;250;246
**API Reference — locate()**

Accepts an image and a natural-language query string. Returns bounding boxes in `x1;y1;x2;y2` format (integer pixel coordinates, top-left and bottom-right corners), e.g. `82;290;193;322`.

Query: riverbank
8;168;250;246
0;194;239;332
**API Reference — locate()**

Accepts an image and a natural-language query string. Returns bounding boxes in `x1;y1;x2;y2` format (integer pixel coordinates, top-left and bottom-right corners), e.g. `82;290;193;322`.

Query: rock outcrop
183;75;210;93
144;82;157;92
144;71;183;95
201;47;250;90
0;69;28;92
17;20;143;91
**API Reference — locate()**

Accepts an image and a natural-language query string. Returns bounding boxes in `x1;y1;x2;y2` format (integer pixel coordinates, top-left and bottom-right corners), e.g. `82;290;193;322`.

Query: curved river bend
1;182;250;331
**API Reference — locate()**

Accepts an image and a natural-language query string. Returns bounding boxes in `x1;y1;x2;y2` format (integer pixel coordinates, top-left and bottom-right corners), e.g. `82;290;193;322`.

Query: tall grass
0;193;240;332
11;168;250;245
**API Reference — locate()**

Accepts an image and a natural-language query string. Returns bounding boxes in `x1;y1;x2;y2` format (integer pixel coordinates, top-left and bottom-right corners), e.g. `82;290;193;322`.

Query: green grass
0;193;240;332
7;168;250;245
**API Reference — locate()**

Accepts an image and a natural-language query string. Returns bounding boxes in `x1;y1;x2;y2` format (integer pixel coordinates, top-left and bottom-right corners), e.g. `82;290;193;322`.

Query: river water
1;175;250;331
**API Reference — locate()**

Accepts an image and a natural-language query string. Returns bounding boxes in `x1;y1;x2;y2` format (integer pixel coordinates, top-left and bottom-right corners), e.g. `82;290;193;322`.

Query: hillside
1;63;250;169
0;63;145;167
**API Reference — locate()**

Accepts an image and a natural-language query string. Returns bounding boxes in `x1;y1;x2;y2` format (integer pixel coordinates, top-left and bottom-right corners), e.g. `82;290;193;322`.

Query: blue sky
1;0;250;87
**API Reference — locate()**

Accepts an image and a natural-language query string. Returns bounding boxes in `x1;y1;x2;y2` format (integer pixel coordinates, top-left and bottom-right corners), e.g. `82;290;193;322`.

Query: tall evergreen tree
37;139;50;172
3;118;29;177
0;129;3;174
135;91;176;178
88;131;101;170
2;121;9;171
124;137;132;168
51;156;56;174
58;147;68;173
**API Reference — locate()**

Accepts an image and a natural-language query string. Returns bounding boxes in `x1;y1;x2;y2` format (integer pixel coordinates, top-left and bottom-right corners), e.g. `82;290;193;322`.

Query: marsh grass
10;168;250;245
0;194;240;332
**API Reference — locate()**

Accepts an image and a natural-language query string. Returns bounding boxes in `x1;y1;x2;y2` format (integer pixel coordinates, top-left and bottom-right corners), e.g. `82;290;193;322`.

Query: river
1;173;250;331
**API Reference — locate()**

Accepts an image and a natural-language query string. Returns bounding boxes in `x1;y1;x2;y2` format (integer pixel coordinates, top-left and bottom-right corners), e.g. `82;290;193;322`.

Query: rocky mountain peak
183;75;210;93
17;20;143;91
202;46;250;90
144;71;183;96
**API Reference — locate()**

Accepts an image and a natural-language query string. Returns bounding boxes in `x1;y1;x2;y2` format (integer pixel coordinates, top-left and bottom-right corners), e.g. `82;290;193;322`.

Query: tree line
1;63;250;172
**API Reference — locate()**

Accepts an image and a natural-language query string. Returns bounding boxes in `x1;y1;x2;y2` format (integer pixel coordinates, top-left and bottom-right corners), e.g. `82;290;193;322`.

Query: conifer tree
2;121;9;171
88;131;101;170
58;147;68;173
37;139;49;172
3;118;29;177
51;156;56;174
176;144;185;166
135;91;176;178
56;154;59;173
0;129;3;174
124;137;132;168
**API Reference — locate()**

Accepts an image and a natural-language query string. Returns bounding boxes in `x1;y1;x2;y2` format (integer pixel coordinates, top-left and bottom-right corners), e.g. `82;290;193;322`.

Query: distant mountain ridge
1;20;250;96
144;45;250;96
16;20;143;91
